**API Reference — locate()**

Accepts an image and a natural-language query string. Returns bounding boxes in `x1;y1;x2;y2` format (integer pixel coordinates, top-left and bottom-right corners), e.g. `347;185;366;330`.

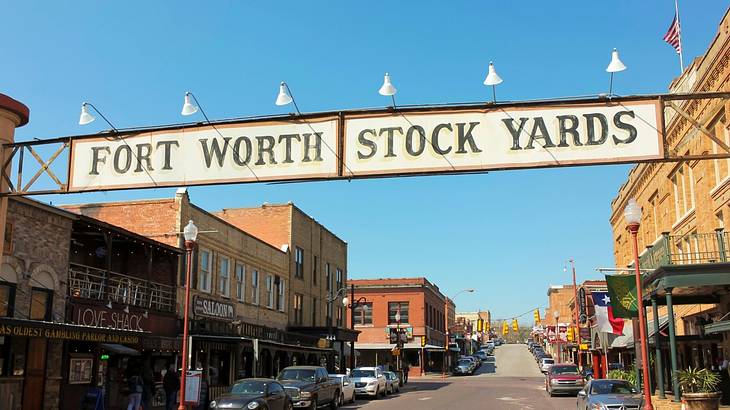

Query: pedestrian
127;369;144;410
142;365;154;410
402;362;409;384
163;365;180;410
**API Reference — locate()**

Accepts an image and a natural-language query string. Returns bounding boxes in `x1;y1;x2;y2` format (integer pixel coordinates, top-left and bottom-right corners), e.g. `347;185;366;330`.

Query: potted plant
677;367;721;410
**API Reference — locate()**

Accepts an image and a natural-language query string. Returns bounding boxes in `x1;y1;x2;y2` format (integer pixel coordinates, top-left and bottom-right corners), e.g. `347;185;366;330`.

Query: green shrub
677;367;720;394
607;369;637;386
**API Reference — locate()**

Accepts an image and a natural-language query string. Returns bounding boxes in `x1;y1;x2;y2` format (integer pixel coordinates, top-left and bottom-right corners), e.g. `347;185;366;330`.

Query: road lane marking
418;397;431;401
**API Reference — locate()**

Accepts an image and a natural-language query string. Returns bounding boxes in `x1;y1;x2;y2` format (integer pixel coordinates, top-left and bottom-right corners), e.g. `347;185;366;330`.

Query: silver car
576;379;642;410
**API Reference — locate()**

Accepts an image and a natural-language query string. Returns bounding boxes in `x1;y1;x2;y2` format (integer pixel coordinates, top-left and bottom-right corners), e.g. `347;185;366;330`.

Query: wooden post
0;94;29;269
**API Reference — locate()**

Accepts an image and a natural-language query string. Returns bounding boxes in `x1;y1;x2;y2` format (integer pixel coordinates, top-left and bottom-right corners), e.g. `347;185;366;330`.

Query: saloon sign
193;296;235;321
67;99;663;192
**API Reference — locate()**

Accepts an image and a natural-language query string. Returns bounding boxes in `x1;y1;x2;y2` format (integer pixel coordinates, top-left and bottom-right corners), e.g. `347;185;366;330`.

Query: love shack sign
68;99;663;191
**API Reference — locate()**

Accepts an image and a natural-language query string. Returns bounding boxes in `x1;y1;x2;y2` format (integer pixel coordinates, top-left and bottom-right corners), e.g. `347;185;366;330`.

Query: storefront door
22;338;47;410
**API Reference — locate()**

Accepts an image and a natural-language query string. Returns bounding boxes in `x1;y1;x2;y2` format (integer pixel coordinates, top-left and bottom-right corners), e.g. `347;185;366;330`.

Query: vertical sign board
185;370;202;405
67;100;663;192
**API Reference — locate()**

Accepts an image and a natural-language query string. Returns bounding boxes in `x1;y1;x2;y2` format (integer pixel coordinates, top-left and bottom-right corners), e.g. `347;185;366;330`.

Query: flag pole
675;0;684;72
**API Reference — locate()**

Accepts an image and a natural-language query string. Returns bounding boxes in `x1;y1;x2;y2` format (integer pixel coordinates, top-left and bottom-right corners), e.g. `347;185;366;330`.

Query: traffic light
566;326;574;342
533;309;541;325
512;318;518;332
502;321;508;335
420;336;426;347
485;321;490;332
477;318;484;332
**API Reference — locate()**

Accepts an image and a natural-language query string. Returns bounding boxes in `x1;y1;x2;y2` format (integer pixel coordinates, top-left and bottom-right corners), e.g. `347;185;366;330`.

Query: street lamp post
326;286;350;373
624;198;654;410
553;310;561;363
343;284;367;372
443;289;475;378
569;259;582;369
178;220;198;410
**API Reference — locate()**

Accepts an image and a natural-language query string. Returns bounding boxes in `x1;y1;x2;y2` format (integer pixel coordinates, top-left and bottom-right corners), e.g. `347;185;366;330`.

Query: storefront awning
705;320;730;335
355;342;441;350
101;343;140;356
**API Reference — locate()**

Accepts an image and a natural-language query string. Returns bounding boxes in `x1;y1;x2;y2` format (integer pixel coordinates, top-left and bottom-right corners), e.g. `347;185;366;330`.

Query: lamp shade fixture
606;48;627;73
378;73;397;96
181;92;199;116
183;220;199;242
483;62;503;86
78;103;96;125
623;198;642;225
275;82;293;106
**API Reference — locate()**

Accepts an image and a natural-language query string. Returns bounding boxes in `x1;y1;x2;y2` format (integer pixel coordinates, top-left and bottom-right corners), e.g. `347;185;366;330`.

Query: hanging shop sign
0;317;141;344
72;304;147;332
63;99;663;193
193;296;235;321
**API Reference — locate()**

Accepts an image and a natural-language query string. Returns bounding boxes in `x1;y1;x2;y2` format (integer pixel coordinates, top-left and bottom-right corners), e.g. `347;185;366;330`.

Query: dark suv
277;366;341;409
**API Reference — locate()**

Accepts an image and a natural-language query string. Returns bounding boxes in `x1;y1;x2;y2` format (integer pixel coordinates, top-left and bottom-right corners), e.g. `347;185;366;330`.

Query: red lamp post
624;199;654;410
553;310;561;362
569;259;582;369
178;220;198;410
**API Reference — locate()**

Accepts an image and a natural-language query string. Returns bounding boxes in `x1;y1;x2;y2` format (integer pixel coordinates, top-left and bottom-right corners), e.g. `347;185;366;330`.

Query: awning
705;320;730;335
355;342;440;350
0;317;146;344
101;343;140;356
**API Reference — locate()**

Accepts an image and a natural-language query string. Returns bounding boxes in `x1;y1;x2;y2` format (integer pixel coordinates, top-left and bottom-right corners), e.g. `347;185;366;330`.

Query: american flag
663;13;682;54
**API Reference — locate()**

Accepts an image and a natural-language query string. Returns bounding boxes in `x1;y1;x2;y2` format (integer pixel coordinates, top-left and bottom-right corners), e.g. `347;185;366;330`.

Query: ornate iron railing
639;230;730;270
68;262;176;312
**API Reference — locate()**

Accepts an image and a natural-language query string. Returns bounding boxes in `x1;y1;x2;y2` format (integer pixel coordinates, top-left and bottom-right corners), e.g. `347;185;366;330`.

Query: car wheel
373;387;379;400
285;402;293;410
330;391;340;409
339;392;345;407
309;396;318;410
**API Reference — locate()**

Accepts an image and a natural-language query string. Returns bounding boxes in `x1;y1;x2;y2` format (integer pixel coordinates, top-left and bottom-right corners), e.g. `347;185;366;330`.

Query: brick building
609;8;730;401
62;189;341;399
455;311;491;354
347;278;456;378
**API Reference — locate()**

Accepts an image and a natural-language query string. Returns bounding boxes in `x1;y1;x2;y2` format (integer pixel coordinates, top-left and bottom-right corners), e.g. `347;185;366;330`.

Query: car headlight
368;380;377;386
550;379;559;384
300;391;312;398
209;401;217;409
247;401;260;410
590;404;606;410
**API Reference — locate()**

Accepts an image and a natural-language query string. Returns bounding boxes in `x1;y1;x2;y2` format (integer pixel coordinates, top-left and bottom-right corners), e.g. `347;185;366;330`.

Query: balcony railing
639;230;730;271
68;262;176;312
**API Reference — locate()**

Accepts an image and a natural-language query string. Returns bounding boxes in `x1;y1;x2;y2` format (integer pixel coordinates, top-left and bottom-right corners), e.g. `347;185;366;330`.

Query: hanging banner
343;101;662;176
66;99;663;192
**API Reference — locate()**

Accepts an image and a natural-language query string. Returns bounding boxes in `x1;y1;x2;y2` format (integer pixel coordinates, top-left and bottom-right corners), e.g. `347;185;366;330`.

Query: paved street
342;344;577;410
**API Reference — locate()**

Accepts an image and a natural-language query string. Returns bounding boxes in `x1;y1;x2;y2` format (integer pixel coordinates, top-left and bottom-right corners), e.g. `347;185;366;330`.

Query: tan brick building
609;8;730;401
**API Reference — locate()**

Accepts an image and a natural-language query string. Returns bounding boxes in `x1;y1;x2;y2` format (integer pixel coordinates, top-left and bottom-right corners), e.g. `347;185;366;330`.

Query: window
336;304;343;327
718;210;725;230
198;249;212;292
325;263;331;291
311;297;317;326
218;256;230;297
30;288;53;321
235;263;245;302
671;163;695;221
265;274;274;309
277;277;286;312
3;223;12;255
712;116;729;185
294;294;304;325
0;282;15;317
336;268;343;290
649;191;659;241
313;255;318;285
388;302;409;325
295;247;304;279
251;270;259;305
354;302;373;325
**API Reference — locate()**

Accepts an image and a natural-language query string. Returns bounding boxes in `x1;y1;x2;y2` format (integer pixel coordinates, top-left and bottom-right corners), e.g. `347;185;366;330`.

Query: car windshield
277;369;316;382
543;359;554;364
385;373;395;380
458;359;472;366
591;381;635;395
551;366;579;375
351;370;375;378
231;381;267;395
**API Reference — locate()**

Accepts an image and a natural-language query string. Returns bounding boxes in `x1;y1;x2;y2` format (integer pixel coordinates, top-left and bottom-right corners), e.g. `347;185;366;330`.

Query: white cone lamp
483;62;503;102
379;73;397;96
78;103;96;125
605;48;627;96
181;92;199;116
275;82;293;106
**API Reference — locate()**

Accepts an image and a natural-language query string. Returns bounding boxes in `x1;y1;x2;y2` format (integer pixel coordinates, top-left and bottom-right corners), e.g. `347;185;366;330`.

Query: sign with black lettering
193;296;235;321
67;100;662;191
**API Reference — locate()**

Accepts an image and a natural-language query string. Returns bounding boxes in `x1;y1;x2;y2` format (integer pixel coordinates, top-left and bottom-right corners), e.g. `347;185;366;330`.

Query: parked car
454;358;475;376
474;351;489;361
277;366;341;409
384;371;400;394
460;356;480;370
209;378;293;410
539;358;555;373
351;367;387;398
577;379;642;409
544;364;585;397
329;374;355;405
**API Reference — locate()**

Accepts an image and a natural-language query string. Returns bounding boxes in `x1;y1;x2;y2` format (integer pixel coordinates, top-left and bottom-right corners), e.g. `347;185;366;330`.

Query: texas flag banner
591;292;625;335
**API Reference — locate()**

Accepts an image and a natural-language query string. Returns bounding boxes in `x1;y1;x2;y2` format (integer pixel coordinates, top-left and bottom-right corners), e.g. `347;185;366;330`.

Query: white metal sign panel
343;101;663;176
69;118;339;191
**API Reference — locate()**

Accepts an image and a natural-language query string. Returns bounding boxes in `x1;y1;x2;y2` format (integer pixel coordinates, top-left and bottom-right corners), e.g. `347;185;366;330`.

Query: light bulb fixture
275;82;293;106
483;62;503;103
623;198;642;226
143;311;149;318
183;220;199;242
181;92;199;116
123;305;130;314
605;48;627;96
378;72;397;108
106;300;112;309
78;102;118;131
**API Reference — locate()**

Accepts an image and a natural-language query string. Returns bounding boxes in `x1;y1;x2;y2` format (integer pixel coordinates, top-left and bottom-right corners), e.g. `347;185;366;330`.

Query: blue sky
2;1;727;323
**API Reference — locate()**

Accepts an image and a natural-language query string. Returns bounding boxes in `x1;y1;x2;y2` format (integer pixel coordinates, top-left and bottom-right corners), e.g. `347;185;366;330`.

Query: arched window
0;262;19;317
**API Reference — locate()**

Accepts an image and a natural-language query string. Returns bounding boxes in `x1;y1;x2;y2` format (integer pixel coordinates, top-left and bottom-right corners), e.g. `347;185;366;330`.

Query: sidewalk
650;395;730;410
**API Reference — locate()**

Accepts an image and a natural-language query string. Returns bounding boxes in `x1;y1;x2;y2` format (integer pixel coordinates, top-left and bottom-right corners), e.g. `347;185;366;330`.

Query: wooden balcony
68;262;176;312
639;230;730;271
